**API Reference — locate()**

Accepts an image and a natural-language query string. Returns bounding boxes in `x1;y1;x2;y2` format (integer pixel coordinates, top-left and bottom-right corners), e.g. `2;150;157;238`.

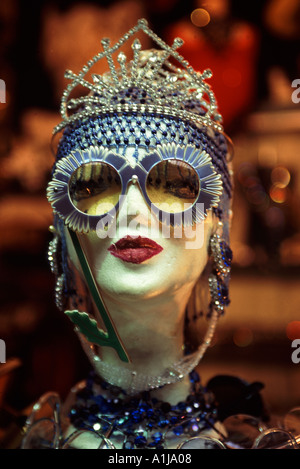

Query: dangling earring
208;232;232;316
48;225;65;311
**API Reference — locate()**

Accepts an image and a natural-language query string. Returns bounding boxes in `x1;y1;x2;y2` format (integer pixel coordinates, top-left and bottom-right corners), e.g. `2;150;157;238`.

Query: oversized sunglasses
47;143;222;233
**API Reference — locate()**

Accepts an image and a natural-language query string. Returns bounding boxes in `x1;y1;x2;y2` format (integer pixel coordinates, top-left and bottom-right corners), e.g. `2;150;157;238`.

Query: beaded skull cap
54;18;223;136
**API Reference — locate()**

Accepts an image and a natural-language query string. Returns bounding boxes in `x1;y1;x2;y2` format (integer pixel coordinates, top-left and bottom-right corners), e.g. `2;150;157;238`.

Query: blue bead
131;410;142;422
189;370;200;383
146;409;154;419
148;441;157;447
173;425;183;436
124;440;135;449
152;432;163;442
158;418;169;427
134;435;147;447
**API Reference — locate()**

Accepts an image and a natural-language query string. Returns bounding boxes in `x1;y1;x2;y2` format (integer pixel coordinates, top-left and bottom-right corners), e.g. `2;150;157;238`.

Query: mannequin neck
91;282;195;404
70;276;198;404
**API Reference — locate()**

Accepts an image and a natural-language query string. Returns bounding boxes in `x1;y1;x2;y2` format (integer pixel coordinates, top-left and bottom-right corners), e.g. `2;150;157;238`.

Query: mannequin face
64;145;215;306
58;142;223;384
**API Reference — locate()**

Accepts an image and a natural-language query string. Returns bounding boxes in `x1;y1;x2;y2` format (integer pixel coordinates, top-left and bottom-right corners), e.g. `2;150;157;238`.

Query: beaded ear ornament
47;18;233;392
208;232;232;316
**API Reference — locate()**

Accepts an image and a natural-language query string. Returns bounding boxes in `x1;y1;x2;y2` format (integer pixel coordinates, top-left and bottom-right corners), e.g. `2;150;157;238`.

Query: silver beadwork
48;229;65;311
208;233;232;315
54;274;65;312
54;18;223;136
209;233;232;276
79;308;219;394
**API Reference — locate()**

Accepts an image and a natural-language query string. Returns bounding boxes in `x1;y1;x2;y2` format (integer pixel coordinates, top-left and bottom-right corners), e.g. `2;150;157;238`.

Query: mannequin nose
95;176;152;236
120;177;148;218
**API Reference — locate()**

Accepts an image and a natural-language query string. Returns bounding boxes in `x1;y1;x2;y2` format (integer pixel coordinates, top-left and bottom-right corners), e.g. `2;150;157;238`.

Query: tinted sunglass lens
146;160;199;213
69;162;121;215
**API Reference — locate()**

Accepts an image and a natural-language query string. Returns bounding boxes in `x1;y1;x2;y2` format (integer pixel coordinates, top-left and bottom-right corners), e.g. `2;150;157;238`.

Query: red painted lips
108;235;163;264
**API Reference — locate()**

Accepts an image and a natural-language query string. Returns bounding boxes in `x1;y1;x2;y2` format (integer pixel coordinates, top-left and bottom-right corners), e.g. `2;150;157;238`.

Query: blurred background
0;0;299;448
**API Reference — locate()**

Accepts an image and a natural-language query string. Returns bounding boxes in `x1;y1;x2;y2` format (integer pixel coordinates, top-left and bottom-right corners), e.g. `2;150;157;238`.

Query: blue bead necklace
69;370;219;449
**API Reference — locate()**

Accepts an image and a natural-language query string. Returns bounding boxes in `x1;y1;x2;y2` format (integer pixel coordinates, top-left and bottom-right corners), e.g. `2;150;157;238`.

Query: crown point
92;74;101;83
101;38;110;48
138;18;148;27
202;69;213;79
64;69;73;79
117;52;127;64
172;37;184;49
214;114;223;122
132;38;141;50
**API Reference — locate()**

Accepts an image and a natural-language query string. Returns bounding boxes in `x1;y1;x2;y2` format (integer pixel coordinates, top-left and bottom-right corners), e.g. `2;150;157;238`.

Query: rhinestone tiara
54;18;223;136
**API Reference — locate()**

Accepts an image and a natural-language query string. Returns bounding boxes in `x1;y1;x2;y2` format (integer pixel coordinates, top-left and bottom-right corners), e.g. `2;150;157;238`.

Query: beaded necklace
68;370;219;449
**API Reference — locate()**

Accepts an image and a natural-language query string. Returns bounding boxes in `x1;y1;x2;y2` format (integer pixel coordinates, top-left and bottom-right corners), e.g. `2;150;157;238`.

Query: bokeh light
232;243;255;267
269;185;288;204
233;327;254;347
248;185;269;209
190;8;211;27
286;322;300;341
237;163;256;188
271;166;291;188
264;206;285;228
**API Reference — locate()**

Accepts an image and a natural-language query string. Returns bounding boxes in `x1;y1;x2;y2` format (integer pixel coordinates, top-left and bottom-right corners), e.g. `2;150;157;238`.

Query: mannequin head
47;19;233;393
